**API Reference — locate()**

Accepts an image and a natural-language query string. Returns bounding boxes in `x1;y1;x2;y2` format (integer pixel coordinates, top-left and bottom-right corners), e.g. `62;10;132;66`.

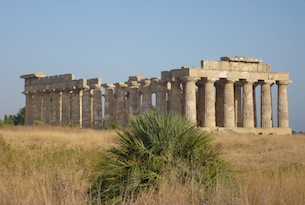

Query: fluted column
33;92;43;123
92;86;103;129
24;92;34;125
184;77;198;123
224;79;235;128
82;88;92;128
196;80;205;126
42;92;51;124
253;84;257;127
170;79;182;115
277;81;290;128
215;81;224;127
51;91;62;126
71;89;83;128
129;81;141;116
234;84;243;127
141;79;152;114
116;83;128;126
103;84;116;128
61;90;71;126
156;80;167;114
204;78;216;128
261;81;273;128
243;80;255;128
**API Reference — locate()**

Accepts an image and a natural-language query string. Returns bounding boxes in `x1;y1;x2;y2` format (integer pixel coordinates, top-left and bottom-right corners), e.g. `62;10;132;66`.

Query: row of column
24;86;103;128
172;78;290;129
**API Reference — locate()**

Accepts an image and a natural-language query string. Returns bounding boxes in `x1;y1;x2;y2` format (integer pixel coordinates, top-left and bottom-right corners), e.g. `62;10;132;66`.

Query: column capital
205;78;219;84
277;80;292;85
141;79;151;87
183;76;199;83
102;83;116;89
115;82;128;88
241;79;256;85
260;80;275;85
225;78;237;84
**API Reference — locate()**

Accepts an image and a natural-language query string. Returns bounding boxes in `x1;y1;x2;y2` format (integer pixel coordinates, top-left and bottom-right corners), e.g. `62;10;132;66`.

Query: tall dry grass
0;126;117;205
1;126;305;205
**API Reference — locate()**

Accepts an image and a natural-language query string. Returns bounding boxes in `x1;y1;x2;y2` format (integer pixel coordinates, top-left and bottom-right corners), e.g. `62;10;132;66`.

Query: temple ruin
21;56;292;134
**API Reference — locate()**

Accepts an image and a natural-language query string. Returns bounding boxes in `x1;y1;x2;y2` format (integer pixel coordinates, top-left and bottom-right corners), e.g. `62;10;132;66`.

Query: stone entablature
21;56;292;135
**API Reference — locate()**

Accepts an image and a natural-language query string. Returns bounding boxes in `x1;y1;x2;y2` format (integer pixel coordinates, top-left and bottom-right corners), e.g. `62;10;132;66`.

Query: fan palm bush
90;112;234;204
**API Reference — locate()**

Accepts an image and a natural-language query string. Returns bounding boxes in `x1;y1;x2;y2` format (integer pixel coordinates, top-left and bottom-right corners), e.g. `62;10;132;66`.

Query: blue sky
1;0;304;131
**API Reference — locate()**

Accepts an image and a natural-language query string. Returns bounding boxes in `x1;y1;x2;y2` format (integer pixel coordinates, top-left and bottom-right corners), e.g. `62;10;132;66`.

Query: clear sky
1;0;304;131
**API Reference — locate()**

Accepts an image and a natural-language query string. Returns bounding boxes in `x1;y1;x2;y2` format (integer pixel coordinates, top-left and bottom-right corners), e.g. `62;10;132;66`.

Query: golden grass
1;126;305;205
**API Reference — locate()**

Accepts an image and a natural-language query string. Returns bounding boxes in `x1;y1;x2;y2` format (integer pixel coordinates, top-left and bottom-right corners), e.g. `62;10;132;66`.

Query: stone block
219;61;229;71
209;60;220;70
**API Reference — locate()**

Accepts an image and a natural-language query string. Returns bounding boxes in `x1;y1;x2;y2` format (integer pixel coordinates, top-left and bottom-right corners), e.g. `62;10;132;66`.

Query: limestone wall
21;56;292;134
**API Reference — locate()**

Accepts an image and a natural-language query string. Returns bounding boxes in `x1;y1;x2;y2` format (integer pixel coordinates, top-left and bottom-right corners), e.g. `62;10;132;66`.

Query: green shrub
34;120;44;126
90;112;234;204
0;119;3;128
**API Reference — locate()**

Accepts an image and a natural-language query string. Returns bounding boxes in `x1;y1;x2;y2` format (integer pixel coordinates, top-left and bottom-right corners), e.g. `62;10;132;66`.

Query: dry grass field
0;126;305;205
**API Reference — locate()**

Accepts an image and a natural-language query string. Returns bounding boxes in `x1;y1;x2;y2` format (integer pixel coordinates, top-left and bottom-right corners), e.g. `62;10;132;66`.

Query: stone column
170;79;182;115
71;89;83;128
253;84;258;127
234;84;243;127
277;81;290;128
184;77;198;123
129;81;141;116
141;79;152;114
24;92;34;125
243;80;255;128
42;92;51;124
61;90;71;127
33;92;43;123
261;81;273;128
82;88;92;128
204;78;216;128
215;81;224;127
156;80;167;114
92;86;103;129
196;80;205;126
224;79;235;128
116;83;128;126
103;84;116;128
51;91;62;126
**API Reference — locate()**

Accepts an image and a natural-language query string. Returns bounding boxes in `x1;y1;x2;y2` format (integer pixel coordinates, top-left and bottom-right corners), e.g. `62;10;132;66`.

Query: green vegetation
2;107;25;126
90;112;233;204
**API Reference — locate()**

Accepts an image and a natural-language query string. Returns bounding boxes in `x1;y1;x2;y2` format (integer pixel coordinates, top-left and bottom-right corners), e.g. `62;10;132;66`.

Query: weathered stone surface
21;56;292;135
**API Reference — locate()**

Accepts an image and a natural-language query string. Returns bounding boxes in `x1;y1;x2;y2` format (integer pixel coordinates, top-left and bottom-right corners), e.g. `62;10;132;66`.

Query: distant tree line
0;107;25;127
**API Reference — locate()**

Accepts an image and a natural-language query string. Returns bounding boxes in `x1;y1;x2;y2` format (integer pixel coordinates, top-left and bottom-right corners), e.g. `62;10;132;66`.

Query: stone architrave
141;79;152;114
156;80;167;114
170;79;182;115
42;92;51;124
243;80;255;128
261;80;273;128
204;78;216;128
277;81;290;128
224;79;235;128
103;84;116;128
71;89;83;128
184;77;198;123
61;90;71;127
116;83;128;126
92;86;103;129
196;80;205;126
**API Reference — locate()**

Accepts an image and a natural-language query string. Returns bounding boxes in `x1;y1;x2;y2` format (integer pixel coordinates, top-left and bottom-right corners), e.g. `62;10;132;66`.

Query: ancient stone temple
21;56;292;134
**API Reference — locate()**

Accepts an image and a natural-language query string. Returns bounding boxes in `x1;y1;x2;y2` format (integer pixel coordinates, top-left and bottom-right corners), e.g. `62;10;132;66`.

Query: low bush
90;112;234;204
